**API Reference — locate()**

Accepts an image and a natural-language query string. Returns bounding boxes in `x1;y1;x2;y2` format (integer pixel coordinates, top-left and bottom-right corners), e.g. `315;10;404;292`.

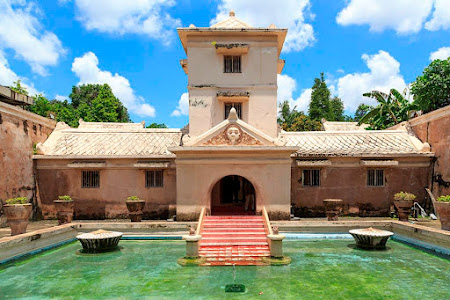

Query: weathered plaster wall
291;157;431;217
408;106;450;197
0;102;55;225
35;158;176;220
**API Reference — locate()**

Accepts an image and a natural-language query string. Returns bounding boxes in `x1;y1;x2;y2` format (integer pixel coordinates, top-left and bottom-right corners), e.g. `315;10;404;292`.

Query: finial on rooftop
228;107;238;121
229;10;235;17
268;24;276;29
189;24;196;28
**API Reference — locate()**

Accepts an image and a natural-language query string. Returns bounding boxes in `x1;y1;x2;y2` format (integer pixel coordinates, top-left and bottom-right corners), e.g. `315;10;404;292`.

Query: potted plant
435;195;450;230
125;196;146;222
323;199;343;221
53;195;74;225
3;197;32;236
393;192;416;221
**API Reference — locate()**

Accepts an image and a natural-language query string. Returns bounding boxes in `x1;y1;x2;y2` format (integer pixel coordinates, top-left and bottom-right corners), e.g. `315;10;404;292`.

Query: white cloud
74;0;181;44
277;74;311;113
71;52;155;117
55;95;68;101
0;51;41;96
337;50;407;112
171;92;189;117
0;0;65;75
425;0;450;31
430;46;450;61
212;0;315;52
336;0;434;34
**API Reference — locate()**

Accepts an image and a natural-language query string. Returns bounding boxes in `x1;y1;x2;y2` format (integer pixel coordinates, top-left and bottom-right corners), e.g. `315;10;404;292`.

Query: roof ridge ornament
228;107;238;121
229;10;235;17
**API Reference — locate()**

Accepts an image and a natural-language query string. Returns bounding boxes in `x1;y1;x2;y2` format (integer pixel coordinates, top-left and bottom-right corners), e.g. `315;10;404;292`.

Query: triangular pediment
183;109;285;147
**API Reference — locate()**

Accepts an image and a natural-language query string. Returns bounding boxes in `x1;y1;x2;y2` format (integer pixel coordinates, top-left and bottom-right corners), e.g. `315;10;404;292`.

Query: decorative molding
133;161;171;169
296;160;331;167
202;124;262;146
360;160;399;167
67;161;106;168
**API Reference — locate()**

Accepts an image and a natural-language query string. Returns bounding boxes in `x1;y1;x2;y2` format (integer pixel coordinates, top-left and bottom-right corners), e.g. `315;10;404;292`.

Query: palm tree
358;88;419;129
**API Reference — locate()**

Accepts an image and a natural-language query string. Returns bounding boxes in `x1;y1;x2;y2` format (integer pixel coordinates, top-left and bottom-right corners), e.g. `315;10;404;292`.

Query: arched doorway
210;175;256;215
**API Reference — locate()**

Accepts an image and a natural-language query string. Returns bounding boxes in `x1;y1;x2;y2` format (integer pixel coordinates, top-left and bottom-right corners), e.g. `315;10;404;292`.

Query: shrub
58;195;73;201
127;196;141;201
437;195;450;202
5;197;29;205
394;192;416;201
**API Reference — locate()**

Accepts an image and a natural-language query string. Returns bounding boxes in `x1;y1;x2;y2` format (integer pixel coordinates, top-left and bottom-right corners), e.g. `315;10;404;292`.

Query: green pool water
0;239;449;299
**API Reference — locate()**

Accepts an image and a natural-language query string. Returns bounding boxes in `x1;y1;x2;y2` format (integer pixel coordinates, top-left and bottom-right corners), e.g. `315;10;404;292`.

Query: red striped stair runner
199;215;270;266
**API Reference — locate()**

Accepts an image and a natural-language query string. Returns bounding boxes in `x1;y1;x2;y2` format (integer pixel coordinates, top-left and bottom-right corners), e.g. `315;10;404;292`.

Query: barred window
224;103;242;119
303;169;320;186
224;56;241;73
367;169;384;186
82;170;100;188
146;170;164;188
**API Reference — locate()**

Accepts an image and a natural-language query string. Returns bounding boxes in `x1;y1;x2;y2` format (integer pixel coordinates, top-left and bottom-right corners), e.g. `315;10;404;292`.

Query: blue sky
0;0;449;128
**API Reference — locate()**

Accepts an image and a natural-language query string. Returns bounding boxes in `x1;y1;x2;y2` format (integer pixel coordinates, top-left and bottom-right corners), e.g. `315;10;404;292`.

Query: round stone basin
77;229;123;252
349;227;394;250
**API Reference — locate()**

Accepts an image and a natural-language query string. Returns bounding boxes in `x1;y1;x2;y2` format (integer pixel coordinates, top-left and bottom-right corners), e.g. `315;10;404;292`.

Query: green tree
411;58;450;113
28;84;130;127
277;100;301;130
69;84;130;123
354;104;374;122
146;123;167;128
10;80;28;95
359;89;419;129
290;113;322;131
330;96;344;121
309;73;331;121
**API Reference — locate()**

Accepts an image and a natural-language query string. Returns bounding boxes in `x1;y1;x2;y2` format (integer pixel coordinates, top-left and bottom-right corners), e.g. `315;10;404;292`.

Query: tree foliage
10;80;29;95
330;96;345;121
358;89;419;129
278;100;321;131
309;73;331;120
28;84;130;127
411;58;450;113
146;123;167;128
354;104;374;122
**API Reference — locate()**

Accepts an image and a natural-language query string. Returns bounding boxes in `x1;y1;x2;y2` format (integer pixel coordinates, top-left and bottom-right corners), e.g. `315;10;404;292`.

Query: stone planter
394;199;413;221
323;199;343;221
53;200;74;225
349;227;394;249
3;203;32;236
77;230;123;252
125;200;146;222
435;202;450;231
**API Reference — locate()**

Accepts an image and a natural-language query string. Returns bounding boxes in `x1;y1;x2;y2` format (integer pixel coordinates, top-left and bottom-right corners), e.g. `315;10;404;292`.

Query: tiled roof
37;122;182;157
322;121;369;131
282;130;429;157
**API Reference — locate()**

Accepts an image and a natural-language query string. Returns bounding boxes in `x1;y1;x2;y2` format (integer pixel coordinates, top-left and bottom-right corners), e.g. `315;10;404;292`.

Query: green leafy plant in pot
125;196;146;222
3;197;32;236
53;195;74;225
435;195;450;231
393;192;416;221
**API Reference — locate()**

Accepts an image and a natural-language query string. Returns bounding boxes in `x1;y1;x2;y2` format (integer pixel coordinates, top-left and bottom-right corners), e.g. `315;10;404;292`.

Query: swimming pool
1;238;449;299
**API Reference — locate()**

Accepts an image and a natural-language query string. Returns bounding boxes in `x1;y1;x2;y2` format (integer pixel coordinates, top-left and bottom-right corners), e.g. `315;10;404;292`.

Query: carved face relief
226;126;241;144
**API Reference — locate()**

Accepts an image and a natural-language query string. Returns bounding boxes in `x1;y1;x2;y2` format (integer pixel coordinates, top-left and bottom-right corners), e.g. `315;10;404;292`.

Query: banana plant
358;88;419;129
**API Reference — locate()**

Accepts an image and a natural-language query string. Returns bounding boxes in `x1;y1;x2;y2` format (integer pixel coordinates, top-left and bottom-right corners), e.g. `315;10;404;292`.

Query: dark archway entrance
211;175;256;215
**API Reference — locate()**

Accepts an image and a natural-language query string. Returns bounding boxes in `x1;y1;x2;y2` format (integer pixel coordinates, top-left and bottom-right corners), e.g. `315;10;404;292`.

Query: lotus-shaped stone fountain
349;227;394;250
77;229;123;252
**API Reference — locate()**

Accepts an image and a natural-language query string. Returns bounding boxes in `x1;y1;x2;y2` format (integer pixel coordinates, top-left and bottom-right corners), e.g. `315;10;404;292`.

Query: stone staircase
199;215;270;266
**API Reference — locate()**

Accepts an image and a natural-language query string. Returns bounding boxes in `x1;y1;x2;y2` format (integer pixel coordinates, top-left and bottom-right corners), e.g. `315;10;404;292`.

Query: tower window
224;103;242;119
224;56;241;73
